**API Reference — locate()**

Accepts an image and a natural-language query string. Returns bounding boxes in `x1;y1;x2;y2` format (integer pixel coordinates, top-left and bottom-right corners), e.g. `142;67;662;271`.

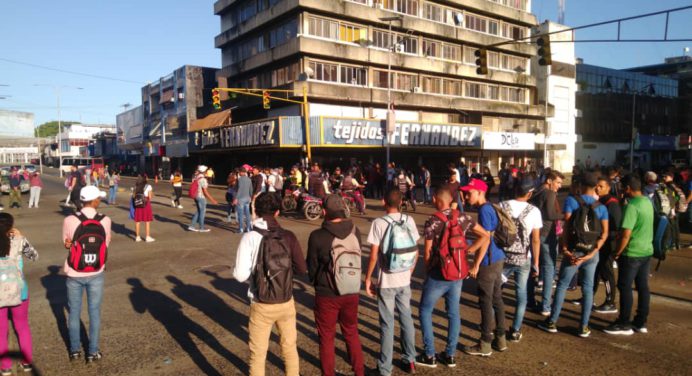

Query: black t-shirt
71;171;84;188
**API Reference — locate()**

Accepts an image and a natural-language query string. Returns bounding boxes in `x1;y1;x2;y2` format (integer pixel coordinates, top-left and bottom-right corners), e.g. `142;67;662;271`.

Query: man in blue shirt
540;172;609;338
462;179;508;356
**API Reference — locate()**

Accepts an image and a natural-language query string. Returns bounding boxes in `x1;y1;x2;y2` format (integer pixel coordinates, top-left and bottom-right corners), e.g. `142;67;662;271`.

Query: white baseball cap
198;165;208;173
80;186;107;202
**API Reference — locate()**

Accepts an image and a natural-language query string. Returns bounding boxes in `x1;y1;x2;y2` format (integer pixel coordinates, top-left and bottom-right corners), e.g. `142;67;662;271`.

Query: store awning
189;110;231;132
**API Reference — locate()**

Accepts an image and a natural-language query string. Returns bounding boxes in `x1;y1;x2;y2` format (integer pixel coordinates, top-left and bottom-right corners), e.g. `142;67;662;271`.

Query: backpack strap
93;213;106;222
433;211;449;224
74;212;88;223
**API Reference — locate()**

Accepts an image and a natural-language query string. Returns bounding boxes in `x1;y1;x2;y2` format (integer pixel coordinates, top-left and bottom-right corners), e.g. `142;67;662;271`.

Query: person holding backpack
495;178;542;344
540;172;608;338
0;214;38;374
604;174;654;336
364;189;419;375
132;174;155;242
62;185;111;363
307;194;364;376
188;166;218;233
233;192;307;376
592;176;622;314
415;186;490;368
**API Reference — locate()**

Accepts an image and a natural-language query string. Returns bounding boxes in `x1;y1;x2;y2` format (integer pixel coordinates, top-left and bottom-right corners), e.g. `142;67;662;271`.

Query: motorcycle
340;189;365;215
400;190;416;212
281;186;301;212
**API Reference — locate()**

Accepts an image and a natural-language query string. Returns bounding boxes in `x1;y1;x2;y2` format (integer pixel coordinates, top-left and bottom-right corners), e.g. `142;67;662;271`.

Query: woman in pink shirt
28;172;43;209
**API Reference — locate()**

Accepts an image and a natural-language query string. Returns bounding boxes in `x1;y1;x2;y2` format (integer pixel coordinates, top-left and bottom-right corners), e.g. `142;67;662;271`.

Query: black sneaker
414;354;437;368
633;324;648;334
593;303;618;314
603;322;634;335
20;363;32;373
538;320;558;333
508;329;523;343
402;361;416;374
86;351;103;363
69;351;81;362
579;326;591;338
436;352;456;368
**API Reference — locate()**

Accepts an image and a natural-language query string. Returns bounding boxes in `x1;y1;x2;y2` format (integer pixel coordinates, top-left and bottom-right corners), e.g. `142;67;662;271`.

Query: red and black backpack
68;212;108;272
433;211;469;281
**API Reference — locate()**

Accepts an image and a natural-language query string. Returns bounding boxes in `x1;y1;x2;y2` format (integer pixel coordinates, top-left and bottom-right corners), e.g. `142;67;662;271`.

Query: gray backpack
0;237;24;308
328;226;362;295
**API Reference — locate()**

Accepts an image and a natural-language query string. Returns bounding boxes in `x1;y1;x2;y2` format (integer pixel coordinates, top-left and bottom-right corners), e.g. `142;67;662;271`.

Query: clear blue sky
0;0;690;127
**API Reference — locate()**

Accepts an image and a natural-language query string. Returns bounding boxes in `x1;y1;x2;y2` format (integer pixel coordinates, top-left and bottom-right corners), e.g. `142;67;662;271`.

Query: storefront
481;131;539;175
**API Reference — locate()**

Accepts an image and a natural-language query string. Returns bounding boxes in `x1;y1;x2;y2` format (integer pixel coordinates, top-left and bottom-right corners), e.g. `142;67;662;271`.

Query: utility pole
379;15;402;170
629;92;636;172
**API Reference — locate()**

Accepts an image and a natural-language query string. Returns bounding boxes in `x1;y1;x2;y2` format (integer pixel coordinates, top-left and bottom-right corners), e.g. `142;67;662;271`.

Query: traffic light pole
213;87;312;163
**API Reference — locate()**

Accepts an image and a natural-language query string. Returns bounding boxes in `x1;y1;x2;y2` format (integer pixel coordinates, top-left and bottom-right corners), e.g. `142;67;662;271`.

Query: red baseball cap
460;178;488;193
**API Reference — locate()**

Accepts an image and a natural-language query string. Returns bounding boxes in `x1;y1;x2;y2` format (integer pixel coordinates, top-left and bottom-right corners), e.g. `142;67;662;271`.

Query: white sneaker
177;205;183;209
187;226;199;232
199;229;211;233
145;236;155;242
171;200;175;207
135;237;142;242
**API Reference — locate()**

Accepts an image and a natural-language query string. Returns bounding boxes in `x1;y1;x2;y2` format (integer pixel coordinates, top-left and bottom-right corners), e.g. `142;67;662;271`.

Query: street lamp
379;15;403;171
34;85;83;177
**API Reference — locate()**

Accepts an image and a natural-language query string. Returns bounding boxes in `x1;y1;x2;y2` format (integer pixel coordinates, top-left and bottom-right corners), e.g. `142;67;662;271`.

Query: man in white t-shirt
365;189;419;375
500;177;542;344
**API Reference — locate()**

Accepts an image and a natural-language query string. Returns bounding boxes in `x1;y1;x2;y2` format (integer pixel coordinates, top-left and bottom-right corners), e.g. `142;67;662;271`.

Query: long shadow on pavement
40;265;88;353
127;278;244;375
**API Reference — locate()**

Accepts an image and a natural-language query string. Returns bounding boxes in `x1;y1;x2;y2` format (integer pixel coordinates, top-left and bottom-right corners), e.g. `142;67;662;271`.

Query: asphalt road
4;167;691;375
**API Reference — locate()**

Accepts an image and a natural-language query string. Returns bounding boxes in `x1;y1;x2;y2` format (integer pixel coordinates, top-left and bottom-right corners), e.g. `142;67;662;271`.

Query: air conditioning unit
412;86;422;93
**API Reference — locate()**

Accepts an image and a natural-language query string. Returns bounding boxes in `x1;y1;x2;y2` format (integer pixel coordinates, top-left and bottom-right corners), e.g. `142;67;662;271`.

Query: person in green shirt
604;174;654;336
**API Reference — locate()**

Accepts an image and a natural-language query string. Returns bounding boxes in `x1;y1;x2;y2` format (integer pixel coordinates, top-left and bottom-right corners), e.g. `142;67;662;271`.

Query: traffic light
212;88;221;110
262;90;270;110
475;49;488;75
537;36;552;66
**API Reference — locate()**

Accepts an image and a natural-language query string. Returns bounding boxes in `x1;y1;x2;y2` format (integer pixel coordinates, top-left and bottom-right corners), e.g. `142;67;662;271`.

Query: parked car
0;175;30;194
0;167;10;176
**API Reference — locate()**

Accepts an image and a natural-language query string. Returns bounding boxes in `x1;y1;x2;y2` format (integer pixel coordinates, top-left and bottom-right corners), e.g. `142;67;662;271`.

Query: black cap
518;177;536;195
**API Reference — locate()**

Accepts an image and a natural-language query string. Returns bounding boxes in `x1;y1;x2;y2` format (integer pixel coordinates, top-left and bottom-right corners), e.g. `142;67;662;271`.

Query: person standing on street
497;178;542;344
106;170;120;206
364;189;419;375
233;192;307;376
307;194;365;376
235;167;254;233
0;213;38;374
592;176;622;314
529;171;564;316
28;172;43;209
415;186;489;367
540;172;608;338
62;186;111;363
604;174;654;335
188;166;218;233
170;169;183;209
68;165;85;210
132;175;155;242
8;169;22;209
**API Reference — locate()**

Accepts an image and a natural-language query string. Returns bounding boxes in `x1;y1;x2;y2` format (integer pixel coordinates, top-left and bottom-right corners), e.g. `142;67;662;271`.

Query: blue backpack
380;215;418;273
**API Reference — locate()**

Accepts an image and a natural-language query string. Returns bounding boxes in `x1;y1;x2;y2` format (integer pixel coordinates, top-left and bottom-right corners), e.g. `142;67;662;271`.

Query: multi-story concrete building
209;0;549;175
58;124;116;158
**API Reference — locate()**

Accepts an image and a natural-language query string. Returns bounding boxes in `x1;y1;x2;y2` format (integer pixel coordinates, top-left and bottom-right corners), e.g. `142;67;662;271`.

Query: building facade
575;62;680;169
0;110;34;138
58;124;117;159
210;0;550;176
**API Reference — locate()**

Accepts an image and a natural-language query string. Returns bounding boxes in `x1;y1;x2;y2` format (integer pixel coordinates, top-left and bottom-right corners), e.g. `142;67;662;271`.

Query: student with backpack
188;166;218;233
307;194;364;376
62;186;111;363
540;172;608;338
592;176;623;314
232;192;307;376
364;189;419;375
0;213;38;374
415;186;490;367
132;174;155;242
496;178;543;344
604;175;654;336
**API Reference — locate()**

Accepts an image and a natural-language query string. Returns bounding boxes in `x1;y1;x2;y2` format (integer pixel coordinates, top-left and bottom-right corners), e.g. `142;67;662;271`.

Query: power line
0;57;144;85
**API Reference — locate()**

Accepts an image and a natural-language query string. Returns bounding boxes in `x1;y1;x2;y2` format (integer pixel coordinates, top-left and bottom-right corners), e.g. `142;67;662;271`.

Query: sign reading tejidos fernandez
322;118;481;147
197;119;278;149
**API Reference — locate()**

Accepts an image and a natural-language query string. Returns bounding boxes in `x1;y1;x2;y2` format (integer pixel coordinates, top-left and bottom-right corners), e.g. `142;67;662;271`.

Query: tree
34;121;80;137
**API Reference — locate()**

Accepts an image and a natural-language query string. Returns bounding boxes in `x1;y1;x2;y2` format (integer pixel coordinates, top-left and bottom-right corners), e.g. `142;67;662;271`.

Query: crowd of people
0;168;43;210
0;158;688;375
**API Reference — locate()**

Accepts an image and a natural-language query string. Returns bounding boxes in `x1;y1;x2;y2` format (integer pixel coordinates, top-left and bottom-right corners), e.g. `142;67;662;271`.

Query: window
372;30;390;49
340;65;367;86
395;72;418;91
400;36;418;54
488;85;500;100
487;51;500;68
373;70;390;88
443;79;461;96
308;17;338;40
421;76;442;94
442;43;460;61
423;3;443;22
339;22;364;43
465;14;487;33
388;0;419;16
500;86;525;102
464;47;478;64
423;39;441;58
465;82;484;98
309;61;338;82
502;55;526;72
502;23;525;40
488;20;499;36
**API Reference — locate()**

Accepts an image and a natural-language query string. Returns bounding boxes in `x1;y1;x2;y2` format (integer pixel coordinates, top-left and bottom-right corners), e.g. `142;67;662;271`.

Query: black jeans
594;237;617;305
477;261;506;342
616;255;651;327
173;186;182;206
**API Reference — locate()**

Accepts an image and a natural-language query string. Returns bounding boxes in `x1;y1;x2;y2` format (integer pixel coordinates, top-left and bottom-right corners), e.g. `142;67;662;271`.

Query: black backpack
567;196;603;253
252;228;293;304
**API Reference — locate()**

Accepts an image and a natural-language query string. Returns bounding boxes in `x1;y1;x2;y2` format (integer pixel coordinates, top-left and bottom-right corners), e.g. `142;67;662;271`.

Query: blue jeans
539;231;559;313
377;286;416;375
424;186;431;203
419;277;462;357
503;260;531;331
190;197;207;230
549;252;599;328
237;200;252;232
108;185;117;204
67;273;105;354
